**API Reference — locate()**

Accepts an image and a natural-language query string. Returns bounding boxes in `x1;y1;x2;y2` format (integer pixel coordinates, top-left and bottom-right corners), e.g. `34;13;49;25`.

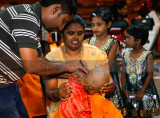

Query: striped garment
60;77;91;118
0;2;42;86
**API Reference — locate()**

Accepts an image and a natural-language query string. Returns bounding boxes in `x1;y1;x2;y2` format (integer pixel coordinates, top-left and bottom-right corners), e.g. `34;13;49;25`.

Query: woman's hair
61;15;85;34
110;1;127;19
117;1;127;10
90;8;112;25
126;24;149;45
40;0;77;15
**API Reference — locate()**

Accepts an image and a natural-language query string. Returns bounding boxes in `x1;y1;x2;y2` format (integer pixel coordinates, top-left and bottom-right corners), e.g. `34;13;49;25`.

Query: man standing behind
0;0;87;118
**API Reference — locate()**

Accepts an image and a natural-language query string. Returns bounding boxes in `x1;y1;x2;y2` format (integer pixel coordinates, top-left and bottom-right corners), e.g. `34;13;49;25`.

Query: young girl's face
125;32;136;48
91;16;108;37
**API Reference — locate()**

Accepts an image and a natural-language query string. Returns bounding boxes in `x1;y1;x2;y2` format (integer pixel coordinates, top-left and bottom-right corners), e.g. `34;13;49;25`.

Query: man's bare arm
19;48;88;76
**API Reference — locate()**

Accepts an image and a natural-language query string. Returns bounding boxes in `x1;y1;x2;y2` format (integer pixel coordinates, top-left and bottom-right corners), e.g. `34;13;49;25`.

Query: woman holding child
43;15;117;118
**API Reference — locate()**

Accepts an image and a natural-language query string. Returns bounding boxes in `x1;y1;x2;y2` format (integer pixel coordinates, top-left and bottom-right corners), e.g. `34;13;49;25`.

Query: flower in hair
92;13;96;16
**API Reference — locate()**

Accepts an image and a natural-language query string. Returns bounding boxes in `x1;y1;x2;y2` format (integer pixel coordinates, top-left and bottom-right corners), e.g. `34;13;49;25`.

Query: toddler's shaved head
84;68;109;94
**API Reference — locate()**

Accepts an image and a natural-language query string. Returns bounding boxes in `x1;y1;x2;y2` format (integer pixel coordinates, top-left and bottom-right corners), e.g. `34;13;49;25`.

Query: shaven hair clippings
92;13;96;16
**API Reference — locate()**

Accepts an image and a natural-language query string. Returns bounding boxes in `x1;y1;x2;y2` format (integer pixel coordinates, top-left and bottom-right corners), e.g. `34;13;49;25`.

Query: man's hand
58;73;71;79
66;60;88;74
71;70;86;78
59;83;72;101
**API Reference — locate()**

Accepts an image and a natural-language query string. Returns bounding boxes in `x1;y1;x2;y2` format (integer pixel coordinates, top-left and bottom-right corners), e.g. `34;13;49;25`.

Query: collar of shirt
31;2;42;30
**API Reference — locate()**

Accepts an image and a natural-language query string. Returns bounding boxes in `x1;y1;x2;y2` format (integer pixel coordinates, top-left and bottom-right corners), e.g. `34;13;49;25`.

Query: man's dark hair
126;24;149;45
90;8;112;25
61;15;85;34
40;0;77;15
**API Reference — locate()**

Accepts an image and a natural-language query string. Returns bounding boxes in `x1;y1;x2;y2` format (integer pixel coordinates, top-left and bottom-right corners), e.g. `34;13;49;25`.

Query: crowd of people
0;0;160;118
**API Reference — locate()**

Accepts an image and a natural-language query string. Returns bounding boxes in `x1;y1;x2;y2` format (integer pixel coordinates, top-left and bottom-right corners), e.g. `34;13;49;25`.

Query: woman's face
63;22;84;51
91;16;108;37
118;5;127;16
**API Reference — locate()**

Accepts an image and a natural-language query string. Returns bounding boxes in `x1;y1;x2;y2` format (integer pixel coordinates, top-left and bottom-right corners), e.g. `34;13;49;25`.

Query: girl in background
110;1;130;25
121;24;160;117
89;8;125;114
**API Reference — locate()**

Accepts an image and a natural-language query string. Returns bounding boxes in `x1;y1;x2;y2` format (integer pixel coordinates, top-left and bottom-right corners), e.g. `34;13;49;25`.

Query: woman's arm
107;41;118;69
43;77;59;101
135;53;153;101
43;76;72;101
97;63;115;95
19;48;88;76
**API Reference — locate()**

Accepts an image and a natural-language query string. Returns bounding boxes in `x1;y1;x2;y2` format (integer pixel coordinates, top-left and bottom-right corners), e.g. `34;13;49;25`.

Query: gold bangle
49;90;58;101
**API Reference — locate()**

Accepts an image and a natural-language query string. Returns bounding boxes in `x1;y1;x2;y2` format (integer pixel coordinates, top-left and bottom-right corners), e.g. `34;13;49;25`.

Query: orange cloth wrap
17;73;46;117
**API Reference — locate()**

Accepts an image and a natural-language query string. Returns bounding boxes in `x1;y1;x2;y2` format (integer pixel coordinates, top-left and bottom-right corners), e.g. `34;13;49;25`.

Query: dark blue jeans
0;83;29;118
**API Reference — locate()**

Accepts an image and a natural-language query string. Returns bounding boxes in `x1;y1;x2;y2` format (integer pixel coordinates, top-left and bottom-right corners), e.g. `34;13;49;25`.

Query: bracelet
49;89;60;101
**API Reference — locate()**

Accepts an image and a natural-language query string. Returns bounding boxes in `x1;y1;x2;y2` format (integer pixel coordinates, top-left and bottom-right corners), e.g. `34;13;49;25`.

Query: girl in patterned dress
121;24;160;118
89;8;125;114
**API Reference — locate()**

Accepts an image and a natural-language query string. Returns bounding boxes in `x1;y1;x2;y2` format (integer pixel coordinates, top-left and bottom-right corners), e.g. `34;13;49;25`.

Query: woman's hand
59;83;72;101
96;63;114;96
135;90;145;101
100;80;115;96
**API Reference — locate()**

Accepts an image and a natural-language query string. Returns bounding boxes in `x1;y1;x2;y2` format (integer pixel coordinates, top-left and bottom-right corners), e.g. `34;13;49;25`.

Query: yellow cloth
46;43;108;86
52;93;123;118
46;43;108;69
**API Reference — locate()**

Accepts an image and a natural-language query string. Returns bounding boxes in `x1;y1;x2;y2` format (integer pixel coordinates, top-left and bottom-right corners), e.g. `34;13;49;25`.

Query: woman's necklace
63;45;83;61
130;48;144;62
95;35;110;49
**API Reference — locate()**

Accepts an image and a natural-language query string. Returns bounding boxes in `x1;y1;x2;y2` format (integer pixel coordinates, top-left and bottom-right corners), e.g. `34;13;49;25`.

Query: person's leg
0;83;20;118
15;83;29;118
